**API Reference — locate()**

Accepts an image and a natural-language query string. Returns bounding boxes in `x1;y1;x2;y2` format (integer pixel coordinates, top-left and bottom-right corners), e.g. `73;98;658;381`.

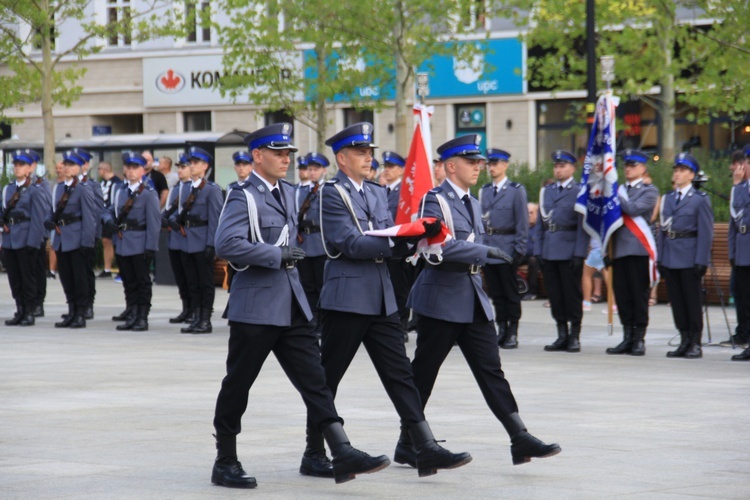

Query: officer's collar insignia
502;186;507;190
447;191;455;199
257;185;265;193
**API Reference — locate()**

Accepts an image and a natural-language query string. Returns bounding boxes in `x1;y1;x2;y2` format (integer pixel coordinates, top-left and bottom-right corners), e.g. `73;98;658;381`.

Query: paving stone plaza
1;275;748;499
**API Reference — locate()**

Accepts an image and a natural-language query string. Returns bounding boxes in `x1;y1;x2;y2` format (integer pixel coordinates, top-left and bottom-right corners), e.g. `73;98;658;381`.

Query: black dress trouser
57;249;90;308
613;255;650;327
4;247;38;309
664;267;703;332
483;263;522;323
543;259;583;324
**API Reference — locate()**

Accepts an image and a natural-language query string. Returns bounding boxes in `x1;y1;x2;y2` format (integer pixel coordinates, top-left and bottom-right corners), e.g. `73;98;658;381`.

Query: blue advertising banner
303;38;524;102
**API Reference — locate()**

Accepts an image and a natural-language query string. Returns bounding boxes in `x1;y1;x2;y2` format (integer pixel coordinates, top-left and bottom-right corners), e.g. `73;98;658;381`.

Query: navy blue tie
462;194;475;227
272;187;285;214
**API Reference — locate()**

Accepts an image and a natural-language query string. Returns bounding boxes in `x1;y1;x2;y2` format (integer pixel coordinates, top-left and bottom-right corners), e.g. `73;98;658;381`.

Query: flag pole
601;56;616;336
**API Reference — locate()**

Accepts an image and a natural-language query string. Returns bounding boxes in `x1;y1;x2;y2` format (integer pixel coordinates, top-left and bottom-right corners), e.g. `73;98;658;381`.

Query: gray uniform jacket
48;181;98;252
0;181;51;249
102;183;161;257
407;181;496;323
386;181;401;221
298;180;325;258
165;183;187;252
728;181;750;266
657;187;713;269
533;181;589;260
479;180;528;259
168;180;223;254
318;170;397;316
612;181;659;259
215;175;312;326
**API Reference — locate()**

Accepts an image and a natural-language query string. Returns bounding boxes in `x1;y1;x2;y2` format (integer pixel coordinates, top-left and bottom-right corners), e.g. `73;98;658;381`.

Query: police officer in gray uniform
400;135;560;469
729;148;750;361
212;123;390;488
604;150;659;356
102;153;161;331
300;122;472;480
227;150;253;191
27;149;52;318
479;148;528;348
1;149;52;326
45;151;98;328
168;146;223;334
534;150;589;352
658;153;714;359
296;151;329;336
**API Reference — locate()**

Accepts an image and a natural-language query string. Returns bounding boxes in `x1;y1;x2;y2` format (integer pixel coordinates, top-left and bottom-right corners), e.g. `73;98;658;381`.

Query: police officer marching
1;149;52;326
168;146;223;334
102;153;161;331
163;153;194;324
46;151;98;328
534;150;589;352
658;153;714;359
479;148;528;349
604;150;659;356
300;122;471;480
403;135;560;469
296;151;329;336
211;123;390;488
729;148;750;361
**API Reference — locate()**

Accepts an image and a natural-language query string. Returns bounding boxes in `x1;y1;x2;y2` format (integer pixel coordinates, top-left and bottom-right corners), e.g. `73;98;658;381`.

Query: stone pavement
1;273;748;499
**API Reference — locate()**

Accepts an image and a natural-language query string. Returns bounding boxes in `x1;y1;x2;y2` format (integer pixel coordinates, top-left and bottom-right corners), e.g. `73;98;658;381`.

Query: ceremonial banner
364;217;451;261
396;104;435;224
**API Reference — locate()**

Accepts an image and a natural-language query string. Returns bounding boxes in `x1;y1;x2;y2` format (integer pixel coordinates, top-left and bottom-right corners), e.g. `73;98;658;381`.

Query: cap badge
362;124;370;134
282;123;291;134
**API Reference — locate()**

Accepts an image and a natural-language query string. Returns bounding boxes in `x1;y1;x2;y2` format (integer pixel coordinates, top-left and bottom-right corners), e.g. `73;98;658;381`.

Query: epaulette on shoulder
144;184;156;192
279;178;293;187
481;182;492;189
365;179;384;189
428;186;443;194
697;190;707;196
325;178;339;184
510;181;522;189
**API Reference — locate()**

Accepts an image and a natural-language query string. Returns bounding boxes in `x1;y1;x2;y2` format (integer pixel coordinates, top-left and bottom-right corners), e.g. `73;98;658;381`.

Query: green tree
0;0;182;168
503;0;750;161
216;0;497;153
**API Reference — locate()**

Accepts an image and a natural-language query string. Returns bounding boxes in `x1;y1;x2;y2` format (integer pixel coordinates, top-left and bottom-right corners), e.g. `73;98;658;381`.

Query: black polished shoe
31;305;44;317
83;306;94;320
19;312;35;326
112;307;133;322
501;321;519;349
393;425;416;468
211;460;257;489
300;451;334;477
606;326;633;355
323;422;390;484
731;346;750;361
544;323;568;351
511;431;562;465
410;421;472;478
5;310;23;326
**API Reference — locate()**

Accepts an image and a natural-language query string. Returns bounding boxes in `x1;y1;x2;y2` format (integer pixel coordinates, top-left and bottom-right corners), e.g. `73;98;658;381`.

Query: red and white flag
364;217;452;261
396;104;435;225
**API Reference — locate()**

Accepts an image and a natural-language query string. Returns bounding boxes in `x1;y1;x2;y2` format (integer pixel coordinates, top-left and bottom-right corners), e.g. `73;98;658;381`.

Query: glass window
184;111;212;132
343;108;374;128
186;1;211;44
265;110;294;127
107;0;132;47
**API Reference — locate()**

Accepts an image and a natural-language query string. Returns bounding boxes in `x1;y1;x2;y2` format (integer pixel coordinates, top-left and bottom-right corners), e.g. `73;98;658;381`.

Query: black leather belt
338;256;385;264
432;262;481;275
302;225;321;234
486;228;515;235
183;219;208;228
56;216;82;226
543;223;576;232
7;215;30;225
665;230;697;239
119;223;146;231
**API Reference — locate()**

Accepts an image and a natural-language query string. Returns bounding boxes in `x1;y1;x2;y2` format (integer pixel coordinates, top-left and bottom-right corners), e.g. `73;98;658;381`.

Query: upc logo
156;69;186;94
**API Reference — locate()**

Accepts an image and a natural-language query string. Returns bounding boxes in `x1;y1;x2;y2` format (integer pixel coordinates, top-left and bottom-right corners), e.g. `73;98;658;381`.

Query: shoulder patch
325;178;339;184
698;190;707;196
428;186;444;194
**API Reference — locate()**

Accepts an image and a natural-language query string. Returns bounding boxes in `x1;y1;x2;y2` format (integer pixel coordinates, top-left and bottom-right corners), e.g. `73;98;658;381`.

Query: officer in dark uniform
227;150;253;191
294;154;311;213
658;153;714;359
604;149;659;356
1;149;52;326
45;151;98;328
162;153;194;324
102;153;161;331
400;135;560;469
98;160;123;278
168;146;223;334
534;150;589;352
71;148;103;320
212;123;390;488
300;122;471;480
296;151;329;336
367;158;379;181
479;148;528;348
729;149;750;361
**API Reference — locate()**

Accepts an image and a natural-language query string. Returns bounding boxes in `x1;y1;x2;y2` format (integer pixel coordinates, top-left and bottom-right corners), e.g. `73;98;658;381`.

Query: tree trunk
41;0;55;174
658;17;675;162
393;1;413;154
315;48;327;153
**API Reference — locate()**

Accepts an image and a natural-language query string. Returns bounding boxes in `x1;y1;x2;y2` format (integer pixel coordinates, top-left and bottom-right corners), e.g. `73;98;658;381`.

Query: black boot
116;307;139;331
322;422;390;484
731;345;750;361
112;306;133;322
630;326;646;356
685;331;703;359
68;307;87;329
299;427;333;477
31;304;44;317
55;305;75;328
567;322;581;352
501;321;519;349
409;420;472;477
170;300;191;324
496;321;508;346
189;308;213;334
84;305;94;320
19;305;35;326
211;434;257;489
181;309;201;333
184;307;198;324
393;423;416;468
501;413;561;465
666;331;690;358
606;325;633;354
544;323;568;351
5;305;23;326
131;305;149;332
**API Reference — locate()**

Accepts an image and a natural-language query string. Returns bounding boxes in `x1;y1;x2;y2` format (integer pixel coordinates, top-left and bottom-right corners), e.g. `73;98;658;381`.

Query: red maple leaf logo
161;70;181;90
